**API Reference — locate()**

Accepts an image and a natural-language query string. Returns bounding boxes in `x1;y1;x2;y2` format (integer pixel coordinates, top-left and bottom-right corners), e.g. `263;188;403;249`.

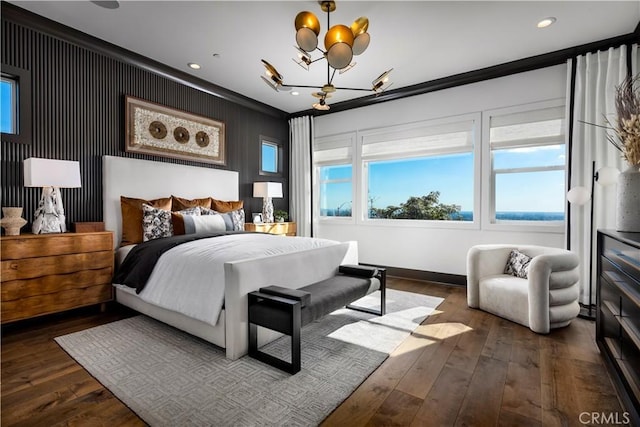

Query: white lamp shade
567;186;590;205
24;158;81;188
596;167;620;186
253;181;283;198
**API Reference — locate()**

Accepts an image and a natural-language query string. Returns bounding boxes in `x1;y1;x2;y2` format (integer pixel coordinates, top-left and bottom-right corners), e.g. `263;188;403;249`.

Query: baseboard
360;264;466;286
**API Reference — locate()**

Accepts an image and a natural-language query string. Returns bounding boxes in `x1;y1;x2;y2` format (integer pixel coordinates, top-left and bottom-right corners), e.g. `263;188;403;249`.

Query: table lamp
253;182;282;223
24;157;81;234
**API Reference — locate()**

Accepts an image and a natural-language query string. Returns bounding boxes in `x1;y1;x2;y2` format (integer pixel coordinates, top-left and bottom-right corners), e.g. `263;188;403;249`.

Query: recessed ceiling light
537;17;556;28
291;91;299;96
188;63;201;70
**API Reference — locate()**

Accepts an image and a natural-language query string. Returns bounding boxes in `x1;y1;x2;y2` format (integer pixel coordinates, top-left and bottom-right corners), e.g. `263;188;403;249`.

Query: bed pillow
201;207;245;231
171;195;213;211
120;196;172;246
188;214;227;234
504;249;532;279
171;207;202;235
142;204;174;242
211;198;243;213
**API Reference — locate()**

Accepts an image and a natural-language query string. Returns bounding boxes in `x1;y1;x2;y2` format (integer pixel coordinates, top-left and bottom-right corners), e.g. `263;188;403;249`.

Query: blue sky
321;145;566;213
0;80;14;133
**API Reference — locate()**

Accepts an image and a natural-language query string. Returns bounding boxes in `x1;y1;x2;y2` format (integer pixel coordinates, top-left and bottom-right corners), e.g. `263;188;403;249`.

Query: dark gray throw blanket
113;231;253;294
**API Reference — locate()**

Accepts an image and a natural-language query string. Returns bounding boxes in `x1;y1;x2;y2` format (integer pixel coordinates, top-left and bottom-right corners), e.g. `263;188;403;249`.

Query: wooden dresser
596;230;640;425
244;222;297;236
1;231;114;323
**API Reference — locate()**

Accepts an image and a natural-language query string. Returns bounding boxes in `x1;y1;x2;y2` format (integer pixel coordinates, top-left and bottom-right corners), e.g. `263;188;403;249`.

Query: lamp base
32;186;67;234
262;197;274;223
577;304;596;321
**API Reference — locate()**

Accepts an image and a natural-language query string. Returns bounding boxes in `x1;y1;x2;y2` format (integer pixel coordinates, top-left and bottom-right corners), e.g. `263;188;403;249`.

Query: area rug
55;289;443;427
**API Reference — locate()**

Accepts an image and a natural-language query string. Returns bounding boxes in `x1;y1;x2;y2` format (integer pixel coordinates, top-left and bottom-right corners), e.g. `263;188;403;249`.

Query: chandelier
260;0;393;111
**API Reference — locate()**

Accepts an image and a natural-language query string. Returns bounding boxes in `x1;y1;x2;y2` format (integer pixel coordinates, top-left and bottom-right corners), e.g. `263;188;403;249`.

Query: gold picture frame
125;95;226;165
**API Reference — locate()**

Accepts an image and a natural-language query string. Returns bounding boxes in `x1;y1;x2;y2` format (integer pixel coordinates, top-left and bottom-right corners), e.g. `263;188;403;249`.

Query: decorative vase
0;207;28;236
616;164;640;232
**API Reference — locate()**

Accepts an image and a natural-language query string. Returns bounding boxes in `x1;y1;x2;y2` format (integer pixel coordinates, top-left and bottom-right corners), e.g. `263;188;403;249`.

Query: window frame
482;98;567;233
1;64;32;145
313;132;356;223
358;113;481;229
259;135;282;177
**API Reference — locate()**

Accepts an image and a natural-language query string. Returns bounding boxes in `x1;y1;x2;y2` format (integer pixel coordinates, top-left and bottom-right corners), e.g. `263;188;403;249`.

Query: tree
371;191;463;220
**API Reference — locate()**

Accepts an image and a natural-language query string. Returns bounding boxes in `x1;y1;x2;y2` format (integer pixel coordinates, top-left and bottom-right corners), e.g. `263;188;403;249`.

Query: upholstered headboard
102;155;239;248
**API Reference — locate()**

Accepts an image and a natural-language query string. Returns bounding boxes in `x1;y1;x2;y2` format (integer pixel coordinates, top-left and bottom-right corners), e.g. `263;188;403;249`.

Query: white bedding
119;234;340;326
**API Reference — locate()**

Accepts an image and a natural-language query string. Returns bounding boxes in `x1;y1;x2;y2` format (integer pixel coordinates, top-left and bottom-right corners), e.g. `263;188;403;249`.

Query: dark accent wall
1;5;289;228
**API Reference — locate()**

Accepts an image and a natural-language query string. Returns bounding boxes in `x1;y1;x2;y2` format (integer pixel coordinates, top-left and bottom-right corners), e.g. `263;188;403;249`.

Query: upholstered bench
248;265;386;374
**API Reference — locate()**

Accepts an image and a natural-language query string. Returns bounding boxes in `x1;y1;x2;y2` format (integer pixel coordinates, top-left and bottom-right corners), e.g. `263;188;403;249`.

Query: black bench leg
346;268;387;316
248;293;302;374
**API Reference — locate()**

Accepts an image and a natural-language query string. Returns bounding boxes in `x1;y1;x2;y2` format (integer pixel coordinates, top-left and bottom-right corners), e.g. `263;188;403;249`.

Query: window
1;76;17;134
259;136;281;176
1;64;31;144
361;116;478;222
314;133;354;219
488;101;566;224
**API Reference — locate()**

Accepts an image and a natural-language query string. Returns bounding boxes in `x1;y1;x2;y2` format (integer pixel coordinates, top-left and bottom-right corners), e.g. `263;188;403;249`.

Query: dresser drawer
603;235;640;283
1;251;113;281
1;232;113;260
1;283;113;323
601;257;640;308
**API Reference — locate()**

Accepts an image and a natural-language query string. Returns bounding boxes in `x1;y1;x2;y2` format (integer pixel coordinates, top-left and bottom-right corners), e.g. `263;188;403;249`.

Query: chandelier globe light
261;0;393;111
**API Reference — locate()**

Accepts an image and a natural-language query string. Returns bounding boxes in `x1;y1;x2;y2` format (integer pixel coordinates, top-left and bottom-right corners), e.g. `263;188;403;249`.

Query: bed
103;155;357;360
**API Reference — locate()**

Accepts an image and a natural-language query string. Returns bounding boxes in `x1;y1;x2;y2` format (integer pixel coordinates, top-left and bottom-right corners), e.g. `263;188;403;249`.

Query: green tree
372;191;462;220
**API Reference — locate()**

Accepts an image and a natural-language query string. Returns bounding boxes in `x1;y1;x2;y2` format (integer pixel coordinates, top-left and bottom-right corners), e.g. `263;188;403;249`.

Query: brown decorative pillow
171;195;213;211
120;196;172;246
211;198;243;213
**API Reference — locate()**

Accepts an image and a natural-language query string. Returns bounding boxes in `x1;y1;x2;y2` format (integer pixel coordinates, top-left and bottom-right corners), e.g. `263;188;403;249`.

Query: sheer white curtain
289;116;313;237
568;45;630;306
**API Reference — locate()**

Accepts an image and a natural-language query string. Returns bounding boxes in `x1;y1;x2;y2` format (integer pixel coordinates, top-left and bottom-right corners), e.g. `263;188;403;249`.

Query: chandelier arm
280;84;326;89
328;67;337;85
309;57;325;65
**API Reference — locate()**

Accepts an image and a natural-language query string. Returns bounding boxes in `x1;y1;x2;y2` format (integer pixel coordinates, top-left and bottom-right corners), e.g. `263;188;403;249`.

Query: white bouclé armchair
466;244;581;334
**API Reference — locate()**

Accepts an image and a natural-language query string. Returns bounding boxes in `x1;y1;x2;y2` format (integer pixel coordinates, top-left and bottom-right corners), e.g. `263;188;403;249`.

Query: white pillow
190;214;226;234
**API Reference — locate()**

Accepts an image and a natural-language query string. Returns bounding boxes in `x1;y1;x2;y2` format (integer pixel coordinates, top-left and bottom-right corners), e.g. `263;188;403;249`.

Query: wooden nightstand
244;222;297;236
1;231;114;323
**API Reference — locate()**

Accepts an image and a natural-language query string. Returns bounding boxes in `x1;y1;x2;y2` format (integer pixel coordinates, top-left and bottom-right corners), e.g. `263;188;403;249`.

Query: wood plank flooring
1;278;625;426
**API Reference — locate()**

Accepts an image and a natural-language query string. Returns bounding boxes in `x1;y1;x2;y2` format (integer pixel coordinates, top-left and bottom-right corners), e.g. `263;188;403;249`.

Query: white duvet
132;233;339;326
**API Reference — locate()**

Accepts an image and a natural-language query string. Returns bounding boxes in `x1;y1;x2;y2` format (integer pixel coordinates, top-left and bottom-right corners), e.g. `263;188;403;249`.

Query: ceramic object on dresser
0;207;27;236
616;164;640;232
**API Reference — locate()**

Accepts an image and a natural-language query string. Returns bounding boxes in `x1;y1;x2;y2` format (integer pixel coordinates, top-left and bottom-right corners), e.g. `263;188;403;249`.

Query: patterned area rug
55;289;443;427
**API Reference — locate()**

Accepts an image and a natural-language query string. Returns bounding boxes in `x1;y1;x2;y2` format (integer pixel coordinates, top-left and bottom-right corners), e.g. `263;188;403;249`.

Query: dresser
1;231;114;323
596;230;640;424
244;222;297;236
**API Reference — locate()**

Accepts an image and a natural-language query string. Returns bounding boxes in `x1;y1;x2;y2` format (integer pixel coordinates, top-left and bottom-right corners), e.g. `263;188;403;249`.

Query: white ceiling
9;1;640;114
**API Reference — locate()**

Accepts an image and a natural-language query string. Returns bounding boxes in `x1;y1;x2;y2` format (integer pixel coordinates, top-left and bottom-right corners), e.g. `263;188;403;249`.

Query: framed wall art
125;95;226;165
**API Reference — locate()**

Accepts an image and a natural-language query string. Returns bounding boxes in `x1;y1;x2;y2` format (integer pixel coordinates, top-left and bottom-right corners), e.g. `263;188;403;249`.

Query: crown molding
290;28;640;118
1;2;288;120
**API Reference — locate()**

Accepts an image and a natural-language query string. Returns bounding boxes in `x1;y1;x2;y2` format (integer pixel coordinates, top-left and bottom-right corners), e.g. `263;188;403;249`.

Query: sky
0;80;14;133
321;145;567;214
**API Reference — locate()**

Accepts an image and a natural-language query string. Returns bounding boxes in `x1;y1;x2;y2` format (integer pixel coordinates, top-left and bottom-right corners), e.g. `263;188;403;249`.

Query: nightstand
1;231;114;323
244;222;297;236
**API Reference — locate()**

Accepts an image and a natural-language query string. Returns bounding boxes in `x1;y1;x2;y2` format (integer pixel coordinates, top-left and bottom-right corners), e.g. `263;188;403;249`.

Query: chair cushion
479;274;529;328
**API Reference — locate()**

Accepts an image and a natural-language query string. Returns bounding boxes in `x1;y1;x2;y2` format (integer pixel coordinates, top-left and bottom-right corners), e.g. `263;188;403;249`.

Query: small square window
260;137;281;176
1;76;17;134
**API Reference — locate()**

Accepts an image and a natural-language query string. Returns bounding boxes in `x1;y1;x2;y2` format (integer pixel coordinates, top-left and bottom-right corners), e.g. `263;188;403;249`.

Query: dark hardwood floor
1;278;625;426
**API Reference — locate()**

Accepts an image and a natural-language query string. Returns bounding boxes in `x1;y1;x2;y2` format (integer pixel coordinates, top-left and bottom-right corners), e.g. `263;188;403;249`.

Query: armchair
467;244;580;334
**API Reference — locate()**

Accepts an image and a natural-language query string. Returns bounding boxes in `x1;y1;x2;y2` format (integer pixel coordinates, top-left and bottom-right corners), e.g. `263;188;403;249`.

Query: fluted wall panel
1;11;288;229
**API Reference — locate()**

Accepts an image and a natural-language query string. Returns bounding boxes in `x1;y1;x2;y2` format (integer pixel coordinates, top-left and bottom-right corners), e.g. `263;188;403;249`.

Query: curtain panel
568;44;636;306
289;116;313;237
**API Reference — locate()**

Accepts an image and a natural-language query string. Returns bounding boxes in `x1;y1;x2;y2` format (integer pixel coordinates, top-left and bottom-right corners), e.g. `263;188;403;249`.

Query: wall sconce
24;157;81;234
253;182;282;223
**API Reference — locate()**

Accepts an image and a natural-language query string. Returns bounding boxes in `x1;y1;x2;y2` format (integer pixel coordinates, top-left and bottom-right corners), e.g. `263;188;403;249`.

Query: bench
248;265;386;374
